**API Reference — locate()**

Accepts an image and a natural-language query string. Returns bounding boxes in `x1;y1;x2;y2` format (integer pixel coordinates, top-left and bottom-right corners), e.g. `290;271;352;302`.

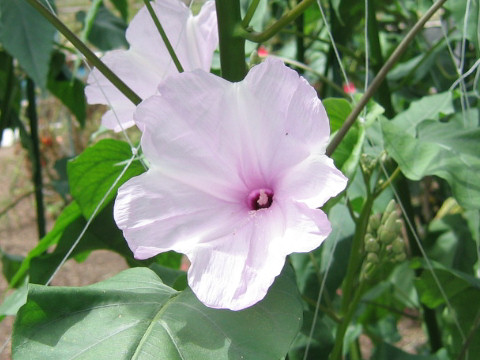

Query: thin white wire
450;57;480;92
314;0;354;102
45;150;140;286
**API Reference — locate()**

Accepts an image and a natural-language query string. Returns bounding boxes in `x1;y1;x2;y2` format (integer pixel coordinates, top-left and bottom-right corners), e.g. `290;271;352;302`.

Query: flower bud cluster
362;200;406;279
360;154;378;175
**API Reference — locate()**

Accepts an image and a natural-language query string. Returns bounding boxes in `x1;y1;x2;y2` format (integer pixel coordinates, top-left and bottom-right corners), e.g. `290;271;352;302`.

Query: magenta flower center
247;188;274;210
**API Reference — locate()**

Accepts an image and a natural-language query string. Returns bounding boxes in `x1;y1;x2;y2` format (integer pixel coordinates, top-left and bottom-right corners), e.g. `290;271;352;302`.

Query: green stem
366;0;394;118
242;0;314;43
142;0;184;73
330;281;367;360
374;166;401;197
326;0;449;156
215;0;247;81
26;79;46;240
24;0;141;105
242;0;261;28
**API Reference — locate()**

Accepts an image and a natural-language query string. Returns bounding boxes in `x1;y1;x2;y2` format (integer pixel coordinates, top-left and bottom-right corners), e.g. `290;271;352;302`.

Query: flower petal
187;207;287;310
278;200;332;253
135;79;250;198
136;59;332;191
85;50;162;132
85;0;218;132
187;199;332;310
114;170;246;259
276;154;348;208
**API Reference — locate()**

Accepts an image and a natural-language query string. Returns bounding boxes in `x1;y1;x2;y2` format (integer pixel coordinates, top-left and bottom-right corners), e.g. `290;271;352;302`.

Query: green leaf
68;139;145;219
414;263;480;358
382;93;480;209
13;266;303;359
76;3;128;51
0;249;24;285
47;51;86;127
0;277;28;316
109;0;128;21
425;213;478;274
389;92;454;135
324;98;352;133
324;98;365;179
0;0;56;89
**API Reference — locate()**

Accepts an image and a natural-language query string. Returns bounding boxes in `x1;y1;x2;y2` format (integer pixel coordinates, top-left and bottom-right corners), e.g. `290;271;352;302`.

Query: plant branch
326;0;449;157
143;0;184;73
241;0;315;43
242;0;261;28
24;0;142;106
26;79;46;240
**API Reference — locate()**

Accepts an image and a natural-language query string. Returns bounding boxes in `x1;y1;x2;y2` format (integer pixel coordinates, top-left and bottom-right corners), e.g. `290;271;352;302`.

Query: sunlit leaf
13;266;302;359
68;139;145;219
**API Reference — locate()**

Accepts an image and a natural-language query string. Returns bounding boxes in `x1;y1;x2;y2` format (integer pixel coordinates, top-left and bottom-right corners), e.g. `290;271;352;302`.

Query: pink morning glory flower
85;0;218;132
114;58;348;310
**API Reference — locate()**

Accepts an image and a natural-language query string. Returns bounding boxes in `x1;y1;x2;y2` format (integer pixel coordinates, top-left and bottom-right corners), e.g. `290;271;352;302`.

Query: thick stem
26;79;46;240
24;0;141;105
215;0;247;82
330;281;367;360
326;0;449;156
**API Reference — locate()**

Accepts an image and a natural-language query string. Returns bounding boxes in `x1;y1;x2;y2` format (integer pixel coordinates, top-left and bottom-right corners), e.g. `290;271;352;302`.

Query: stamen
247;188;274;210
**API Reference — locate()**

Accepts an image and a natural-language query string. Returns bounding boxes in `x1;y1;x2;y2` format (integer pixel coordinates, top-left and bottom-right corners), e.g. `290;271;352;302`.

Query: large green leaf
424;213;478;275
76;3;128;51
0;0;56;89
68;139;145;218
382;93;480;209
13;266;303;359
414;262;480;358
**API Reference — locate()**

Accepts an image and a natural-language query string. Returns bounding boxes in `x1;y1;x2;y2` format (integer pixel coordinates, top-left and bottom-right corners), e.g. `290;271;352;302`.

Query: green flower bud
365;236;380;252
384;199;396;216
384;211;399;232
394;219;403;233
378;224;396;244
367;252;379;264
368;214;381;234
391;237;405;254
